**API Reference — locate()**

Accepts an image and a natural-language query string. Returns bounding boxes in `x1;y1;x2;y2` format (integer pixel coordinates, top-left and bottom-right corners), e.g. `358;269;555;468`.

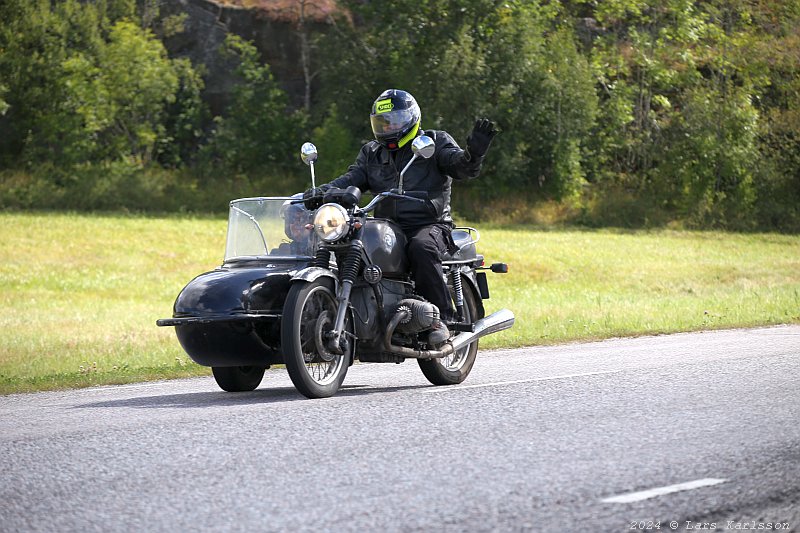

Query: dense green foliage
1;0;799;230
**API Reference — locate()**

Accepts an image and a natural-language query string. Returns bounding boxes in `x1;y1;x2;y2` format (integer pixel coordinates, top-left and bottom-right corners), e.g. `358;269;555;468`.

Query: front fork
315;241;363;354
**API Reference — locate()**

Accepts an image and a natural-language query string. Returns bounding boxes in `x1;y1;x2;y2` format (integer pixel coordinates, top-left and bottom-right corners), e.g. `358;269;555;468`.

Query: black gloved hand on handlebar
303;187;323;198
302;187;324;210
466;118;499;160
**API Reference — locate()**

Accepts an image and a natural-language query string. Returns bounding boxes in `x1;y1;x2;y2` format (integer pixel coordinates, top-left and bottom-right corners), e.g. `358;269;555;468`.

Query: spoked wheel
212;365;266;392
418;282;480;386
281;279;352;398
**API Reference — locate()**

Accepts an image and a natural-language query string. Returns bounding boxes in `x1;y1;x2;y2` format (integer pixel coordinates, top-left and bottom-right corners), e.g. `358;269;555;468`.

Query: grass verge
1;212;798;394
477;226;800;348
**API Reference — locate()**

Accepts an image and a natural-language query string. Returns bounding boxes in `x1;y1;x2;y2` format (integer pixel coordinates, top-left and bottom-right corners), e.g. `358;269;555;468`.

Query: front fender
291;266;339;288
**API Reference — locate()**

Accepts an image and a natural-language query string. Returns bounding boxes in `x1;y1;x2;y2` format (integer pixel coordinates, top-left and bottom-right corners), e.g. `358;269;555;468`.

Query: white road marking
602;478;727;504
422;370;621;393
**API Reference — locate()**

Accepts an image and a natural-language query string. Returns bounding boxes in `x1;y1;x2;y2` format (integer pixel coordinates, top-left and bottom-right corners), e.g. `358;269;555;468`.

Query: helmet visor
370;108;417;139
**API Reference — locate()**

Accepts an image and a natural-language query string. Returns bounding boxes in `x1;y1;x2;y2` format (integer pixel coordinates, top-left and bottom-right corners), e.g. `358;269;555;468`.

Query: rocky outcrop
160;0;339;113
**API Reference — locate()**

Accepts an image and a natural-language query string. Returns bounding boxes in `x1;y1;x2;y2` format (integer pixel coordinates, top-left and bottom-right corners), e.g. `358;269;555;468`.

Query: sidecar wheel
212;366;266;392
281;279;351;399
418;283;479;386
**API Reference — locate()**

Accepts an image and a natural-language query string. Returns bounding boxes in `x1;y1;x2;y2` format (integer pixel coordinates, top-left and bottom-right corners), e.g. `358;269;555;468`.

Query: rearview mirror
300;142;318;165
411;135;435;159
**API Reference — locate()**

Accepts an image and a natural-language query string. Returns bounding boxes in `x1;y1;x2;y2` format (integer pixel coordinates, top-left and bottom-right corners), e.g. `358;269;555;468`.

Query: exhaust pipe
450;309;515;353
384;309;515;360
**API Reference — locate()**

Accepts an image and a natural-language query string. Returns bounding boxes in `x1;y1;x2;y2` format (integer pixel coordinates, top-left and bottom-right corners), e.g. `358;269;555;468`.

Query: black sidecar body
157;197;315;367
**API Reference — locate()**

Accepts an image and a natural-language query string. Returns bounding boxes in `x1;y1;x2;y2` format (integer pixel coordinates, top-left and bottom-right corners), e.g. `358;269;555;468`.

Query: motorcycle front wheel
418;282;480;386
281;278;351;399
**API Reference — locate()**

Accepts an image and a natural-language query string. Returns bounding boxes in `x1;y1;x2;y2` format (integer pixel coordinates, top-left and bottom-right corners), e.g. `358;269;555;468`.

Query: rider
308;89;497;346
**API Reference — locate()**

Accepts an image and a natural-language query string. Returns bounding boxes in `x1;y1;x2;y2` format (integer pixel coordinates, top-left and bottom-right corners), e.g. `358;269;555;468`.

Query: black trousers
406;224;455;321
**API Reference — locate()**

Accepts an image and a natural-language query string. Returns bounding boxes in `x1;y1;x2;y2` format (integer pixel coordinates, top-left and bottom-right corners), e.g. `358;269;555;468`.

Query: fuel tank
360;218;409;278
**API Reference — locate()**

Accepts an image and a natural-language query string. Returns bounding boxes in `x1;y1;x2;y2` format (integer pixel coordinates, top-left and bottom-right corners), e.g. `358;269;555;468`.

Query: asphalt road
1;325;799;532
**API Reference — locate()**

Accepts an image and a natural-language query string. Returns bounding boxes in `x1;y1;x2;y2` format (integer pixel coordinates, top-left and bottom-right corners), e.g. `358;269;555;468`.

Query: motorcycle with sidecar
157;136;514;398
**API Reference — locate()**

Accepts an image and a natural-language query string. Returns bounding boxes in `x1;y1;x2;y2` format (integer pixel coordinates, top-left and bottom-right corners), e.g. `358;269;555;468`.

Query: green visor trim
398;122;420;149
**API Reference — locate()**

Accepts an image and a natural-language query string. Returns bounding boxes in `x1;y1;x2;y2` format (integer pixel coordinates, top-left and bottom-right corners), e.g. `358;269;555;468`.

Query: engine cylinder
394;299;439;334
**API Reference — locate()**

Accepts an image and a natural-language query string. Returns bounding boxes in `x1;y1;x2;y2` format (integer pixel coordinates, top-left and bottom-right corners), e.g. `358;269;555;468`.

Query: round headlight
313;203;350;242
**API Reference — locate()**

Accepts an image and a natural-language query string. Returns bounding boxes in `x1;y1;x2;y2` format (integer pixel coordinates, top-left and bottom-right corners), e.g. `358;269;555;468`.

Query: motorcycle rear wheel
212;366;266;392
418;282;480;385
281;279;351;399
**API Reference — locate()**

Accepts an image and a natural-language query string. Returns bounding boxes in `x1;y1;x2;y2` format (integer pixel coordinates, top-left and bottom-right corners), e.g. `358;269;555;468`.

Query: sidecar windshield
224;197;318;261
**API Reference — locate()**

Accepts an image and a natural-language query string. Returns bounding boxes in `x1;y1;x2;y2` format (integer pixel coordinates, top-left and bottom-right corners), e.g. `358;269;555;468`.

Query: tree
157;58;208;168
62;21;180;165
317;1;597;201
0;1;198;169
0;0;102;167
748;0;800;229
201;35;304;174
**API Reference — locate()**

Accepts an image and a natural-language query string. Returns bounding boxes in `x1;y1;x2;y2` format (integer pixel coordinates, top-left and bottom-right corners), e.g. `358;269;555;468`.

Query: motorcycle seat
442;228;478;262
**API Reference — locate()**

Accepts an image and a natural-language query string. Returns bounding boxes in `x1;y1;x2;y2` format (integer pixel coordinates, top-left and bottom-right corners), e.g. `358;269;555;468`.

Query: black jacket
325;130;484;232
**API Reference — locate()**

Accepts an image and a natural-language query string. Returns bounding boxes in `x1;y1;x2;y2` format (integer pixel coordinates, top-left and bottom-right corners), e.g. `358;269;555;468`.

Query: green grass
477;227;800;347
1;212;799;394
1;212;226;394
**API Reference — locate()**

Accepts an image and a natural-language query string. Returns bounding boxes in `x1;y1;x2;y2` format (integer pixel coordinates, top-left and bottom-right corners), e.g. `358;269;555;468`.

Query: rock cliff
159;0;341;114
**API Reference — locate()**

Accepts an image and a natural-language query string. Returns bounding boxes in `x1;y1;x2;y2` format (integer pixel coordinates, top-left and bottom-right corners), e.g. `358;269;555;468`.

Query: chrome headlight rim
313;203;350;243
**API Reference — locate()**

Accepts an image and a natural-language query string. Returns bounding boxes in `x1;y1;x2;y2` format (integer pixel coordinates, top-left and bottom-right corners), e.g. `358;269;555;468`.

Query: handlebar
297;188;428;215
358;189;427;214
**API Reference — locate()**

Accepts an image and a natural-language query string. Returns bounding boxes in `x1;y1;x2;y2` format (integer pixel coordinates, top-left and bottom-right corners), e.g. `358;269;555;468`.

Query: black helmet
280;195;310;241
370;89;421;151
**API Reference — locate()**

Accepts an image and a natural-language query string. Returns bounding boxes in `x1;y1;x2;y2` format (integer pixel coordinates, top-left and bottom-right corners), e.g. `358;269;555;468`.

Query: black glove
466;118;498;160
302;187;324;210
303;187;323;199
